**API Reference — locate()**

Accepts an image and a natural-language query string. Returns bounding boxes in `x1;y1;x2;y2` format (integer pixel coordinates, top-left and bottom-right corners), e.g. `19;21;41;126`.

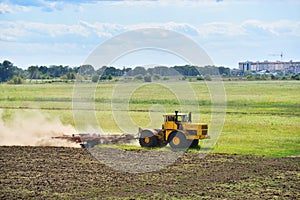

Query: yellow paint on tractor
138;111;209;149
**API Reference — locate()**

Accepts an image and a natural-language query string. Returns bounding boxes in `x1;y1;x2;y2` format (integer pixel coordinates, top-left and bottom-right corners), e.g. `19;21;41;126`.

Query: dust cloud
0;110;80;147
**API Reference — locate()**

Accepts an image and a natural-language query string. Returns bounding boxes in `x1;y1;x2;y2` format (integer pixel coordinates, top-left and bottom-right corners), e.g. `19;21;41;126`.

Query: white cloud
269;20;300;36
23;22;90;37
80;21;201;38
0;21;90;41
3;20;199;40
79;21;125;38
1;19;300;43
0;2;34;14
241;20;300;37
201;22;246;37
0;21;28;41
127;22;200;36
0;2;13;14
3;0;73;12
127;20;300;38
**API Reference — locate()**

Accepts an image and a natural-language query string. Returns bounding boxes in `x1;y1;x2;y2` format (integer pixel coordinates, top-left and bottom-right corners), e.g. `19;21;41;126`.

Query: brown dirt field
0;146;299;199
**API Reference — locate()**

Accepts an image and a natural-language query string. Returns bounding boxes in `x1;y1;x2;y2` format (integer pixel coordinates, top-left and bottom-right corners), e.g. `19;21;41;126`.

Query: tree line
0;60;233;83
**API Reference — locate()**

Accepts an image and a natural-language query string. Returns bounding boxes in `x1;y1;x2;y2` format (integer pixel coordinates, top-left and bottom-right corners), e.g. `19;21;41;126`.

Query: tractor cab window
167;115;175;121
177;115;187;122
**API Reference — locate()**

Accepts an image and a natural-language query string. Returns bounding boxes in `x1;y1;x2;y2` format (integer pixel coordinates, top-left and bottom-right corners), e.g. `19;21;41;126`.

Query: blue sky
0;0;300;68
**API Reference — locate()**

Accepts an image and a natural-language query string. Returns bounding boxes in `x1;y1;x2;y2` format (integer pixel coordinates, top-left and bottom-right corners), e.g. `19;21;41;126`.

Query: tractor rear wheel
139;130;158;147
169;132;188;149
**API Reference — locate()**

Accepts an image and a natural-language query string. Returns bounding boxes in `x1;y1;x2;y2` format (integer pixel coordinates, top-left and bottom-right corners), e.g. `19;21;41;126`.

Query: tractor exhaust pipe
188;112;192;122
175;110;178;122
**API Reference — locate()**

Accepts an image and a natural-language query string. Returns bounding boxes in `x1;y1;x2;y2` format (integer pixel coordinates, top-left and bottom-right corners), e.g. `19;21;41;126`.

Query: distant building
239;60;300;73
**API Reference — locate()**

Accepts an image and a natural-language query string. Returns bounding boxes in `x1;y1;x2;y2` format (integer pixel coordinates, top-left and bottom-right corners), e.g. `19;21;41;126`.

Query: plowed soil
0;146;299;199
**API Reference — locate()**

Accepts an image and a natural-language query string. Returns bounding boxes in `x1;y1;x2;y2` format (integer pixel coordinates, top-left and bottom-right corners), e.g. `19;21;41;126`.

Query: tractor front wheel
139;130;158;147
169;132;188;149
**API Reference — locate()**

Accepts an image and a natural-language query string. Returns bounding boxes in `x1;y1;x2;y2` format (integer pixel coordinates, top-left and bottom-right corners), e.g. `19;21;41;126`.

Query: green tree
204;74;212;81
67;72;76;80
27;66;39;81
47;65;70;78
0;60;17;82
198;65;219;76
149;66;175;76
78;65;95;76
196;76;204;81
291;74;300;80
99;75;112;81
127;66;147;76
153;74;161;81
134;74;144;80
270;74;277;80
261;74;268;80
218;66;230;76
144;75;152;82
173;65;200;76
7;76;23;84
91;74;99;83
246;74;253;80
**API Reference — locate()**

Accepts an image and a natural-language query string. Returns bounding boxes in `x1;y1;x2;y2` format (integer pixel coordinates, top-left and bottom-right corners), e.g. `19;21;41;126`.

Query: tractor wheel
169;132;188;149
190;139;199;148
139;130;158;147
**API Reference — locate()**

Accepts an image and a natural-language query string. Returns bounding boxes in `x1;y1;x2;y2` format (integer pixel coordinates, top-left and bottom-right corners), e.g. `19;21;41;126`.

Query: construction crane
268;52;283;61
268;52;288;75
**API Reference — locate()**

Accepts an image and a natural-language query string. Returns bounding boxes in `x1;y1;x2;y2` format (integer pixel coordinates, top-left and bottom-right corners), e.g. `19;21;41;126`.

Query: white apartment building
239;60;300;73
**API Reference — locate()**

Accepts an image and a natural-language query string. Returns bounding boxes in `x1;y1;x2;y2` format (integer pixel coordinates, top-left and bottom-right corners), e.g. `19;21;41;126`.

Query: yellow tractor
138;111;209;149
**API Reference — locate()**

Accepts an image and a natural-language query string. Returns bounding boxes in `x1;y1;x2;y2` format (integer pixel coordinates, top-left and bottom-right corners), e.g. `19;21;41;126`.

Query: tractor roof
163;113;187;116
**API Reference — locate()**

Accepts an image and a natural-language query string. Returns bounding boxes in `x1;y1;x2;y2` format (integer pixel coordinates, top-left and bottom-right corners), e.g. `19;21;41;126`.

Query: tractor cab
164;111;191;122
163;111;191;130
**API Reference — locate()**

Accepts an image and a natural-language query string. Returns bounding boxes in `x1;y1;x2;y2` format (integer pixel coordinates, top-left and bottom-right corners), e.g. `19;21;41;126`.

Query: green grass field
0;80;299;157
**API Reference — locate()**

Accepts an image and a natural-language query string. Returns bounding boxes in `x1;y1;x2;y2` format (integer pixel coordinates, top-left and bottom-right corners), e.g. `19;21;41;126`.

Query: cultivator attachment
52;133;135;148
